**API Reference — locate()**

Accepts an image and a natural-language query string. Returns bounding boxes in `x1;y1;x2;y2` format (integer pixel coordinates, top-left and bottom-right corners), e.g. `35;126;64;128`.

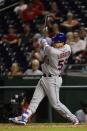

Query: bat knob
45;26;48;31
43;26;48;32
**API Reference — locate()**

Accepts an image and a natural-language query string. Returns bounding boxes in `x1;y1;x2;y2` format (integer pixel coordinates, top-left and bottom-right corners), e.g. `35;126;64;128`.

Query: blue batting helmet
52;33;66;45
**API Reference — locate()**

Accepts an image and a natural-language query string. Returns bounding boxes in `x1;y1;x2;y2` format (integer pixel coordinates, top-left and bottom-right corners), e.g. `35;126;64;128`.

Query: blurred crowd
0;0;87;76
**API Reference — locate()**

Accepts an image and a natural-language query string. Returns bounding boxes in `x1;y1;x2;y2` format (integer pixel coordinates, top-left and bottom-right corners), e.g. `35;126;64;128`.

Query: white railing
0;2;19;12
0;85;87;88
66;64;87;72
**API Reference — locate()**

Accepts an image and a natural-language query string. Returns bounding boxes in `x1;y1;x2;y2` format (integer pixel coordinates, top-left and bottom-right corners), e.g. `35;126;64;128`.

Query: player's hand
38;39;47;49
39;39;47;45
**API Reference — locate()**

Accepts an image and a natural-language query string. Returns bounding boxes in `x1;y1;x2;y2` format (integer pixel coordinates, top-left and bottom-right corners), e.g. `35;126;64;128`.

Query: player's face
53;42;64;48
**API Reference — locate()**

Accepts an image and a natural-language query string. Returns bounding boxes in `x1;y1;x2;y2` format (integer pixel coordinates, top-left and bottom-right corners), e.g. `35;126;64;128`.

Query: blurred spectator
66;32;74;44
70;32;86;64
75;101;87;123
50;23;61;37
79;26;87;46
33;52;42;62
66;32;75;64
14;0;46;23
71;32;86;54
19;23;33;51
2;25;19;44
14;0;28;15
21;23;33;44
31;0;47;16
26;33;44;65
32;33;45;61
24;59;43;75
61;12;80;32
14;0;35;23
8;62;23;76
33;33;42;48
78;51;87;64
33;33;41;41
47;1;62;29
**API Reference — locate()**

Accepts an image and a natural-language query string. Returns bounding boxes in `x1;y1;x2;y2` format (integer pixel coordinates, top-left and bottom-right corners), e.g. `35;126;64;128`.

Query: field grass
0;123;87;131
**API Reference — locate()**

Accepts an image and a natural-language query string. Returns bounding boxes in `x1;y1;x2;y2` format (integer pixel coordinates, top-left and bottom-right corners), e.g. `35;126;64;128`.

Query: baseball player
9;33;79;125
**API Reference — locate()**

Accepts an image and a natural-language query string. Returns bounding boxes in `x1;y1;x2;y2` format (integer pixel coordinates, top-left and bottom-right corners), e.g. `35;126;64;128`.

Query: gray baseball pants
28;75;77;122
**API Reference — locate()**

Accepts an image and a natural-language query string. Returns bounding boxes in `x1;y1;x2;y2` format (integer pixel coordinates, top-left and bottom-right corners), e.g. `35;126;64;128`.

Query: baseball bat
43;14;50;32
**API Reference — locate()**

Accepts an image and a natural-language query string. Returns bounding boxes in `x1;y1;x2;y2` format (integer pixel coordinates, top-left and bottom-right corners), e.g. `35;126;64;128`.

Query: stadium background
0;0;87;123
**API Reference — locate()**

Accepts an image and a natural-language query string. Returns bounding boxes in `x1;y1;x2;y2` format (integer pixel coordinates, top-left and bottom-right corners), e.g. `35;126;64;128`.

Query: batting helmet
52;33;66;45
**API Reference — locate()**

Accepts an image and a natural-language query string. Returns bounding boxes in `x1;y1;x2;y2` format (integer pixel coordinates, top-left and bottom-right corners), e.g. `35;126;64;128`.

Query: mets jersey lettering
41;44;71;75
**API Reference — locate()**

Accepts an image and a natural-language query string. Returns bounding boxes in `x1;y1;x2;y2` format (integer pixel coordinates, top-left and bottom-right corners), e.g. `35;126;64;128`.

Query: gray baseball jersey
41;43;71;75
27;38;78;123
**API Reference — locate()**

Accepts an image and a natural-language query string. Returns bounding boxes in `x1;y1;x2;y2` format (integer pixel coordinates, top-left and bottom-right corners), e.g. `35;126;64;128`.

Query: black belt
43;74;61;77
